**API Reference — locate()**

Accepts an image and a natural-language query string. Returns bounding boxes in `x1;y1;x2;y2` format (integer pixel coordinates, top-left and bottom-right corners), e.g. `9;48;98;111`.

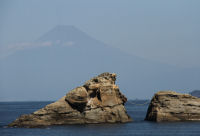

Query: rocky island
145;91;200;122
9;72;132;127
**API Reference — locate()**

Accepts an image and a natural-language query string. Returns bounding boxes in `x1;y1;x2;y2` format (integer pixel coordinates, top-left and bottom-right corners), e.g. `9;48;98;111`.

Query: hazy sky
1;0;200;68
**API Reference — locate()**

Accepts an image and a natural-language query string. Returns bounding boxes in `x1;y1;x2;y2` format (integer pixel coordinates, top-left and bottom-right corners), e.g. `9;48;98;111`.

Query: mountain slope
0;25;199;101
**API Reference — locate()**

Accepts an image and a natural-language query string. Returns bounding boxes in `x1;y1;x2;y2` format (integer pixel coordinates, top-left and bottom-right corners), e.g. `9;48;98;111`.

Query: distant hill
0;25;200;101
189;90;200;98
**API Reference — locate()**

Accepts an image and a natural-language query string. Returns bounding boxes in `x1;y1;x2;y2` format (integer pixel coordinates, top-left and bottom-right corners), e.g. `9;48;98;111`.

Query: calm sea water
1;101;200;136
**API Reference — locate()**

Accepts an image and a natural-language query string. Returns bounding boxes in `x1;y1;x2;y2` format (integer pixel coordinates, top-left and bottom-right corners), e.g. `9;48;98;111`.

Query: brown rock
8;72;132;127
145;91;200;122
65;87;88;112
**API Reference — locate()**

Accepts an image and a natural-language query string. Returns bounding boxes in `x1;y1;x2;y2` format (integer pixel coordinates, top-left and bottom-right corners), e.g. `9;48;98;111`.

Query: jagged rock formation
145;91;200;122
9;72;132;127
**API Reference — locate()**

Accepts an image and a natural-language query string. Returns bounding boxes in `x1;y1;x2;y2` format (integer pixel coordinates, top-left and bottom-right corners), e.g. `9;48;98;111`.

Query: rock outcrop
9;72;132;127
145;91;200;122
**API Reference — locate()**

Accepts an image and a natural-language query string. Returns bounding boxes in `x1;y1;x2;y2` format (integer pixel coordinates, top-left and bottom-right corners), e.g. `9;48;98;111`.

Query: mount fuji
0;25;199;101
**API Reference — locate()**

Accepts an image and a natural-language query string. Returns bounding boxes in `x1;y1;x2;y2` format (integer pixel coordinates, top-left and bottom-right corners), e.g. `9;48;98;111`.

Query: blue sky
0;0;200;100
0;0;200;67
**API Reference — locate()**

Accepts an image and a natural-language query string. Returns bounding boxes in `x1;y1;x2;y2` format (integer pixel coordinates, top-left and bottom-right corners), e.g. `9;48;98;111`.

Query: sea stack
145;91;200;122
9;72;132;127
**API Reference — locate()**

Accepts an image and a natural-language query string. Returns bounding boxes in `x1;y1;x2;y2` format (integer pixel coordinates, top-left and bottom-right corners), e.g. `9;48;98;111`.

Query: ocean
1;101;200;136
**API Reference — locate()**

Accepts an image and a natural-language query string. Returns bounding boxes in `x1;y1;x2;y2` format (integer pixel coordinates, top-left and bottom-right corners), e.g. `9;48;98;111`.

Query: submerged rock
145;91;200;122
9;72;132;127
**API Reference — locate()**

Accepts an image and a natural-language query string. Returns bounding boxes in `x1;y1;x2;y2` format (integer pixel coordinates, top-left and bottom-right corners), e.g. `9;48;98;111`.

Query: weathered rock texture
145;91;200;122
9;72;132;127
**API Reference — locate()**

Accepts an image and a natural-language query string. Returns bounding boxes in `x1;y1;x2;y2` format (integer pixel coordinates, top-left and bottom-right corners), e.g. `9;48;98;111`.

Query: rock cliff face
9;72;132;127
145;91;200;122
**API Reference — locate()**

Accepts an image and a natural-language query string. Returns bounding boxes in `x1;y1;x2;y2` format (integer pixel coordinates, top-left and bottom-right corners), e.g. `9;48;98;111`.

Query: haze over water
1;1;200;135
1;0;200;101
